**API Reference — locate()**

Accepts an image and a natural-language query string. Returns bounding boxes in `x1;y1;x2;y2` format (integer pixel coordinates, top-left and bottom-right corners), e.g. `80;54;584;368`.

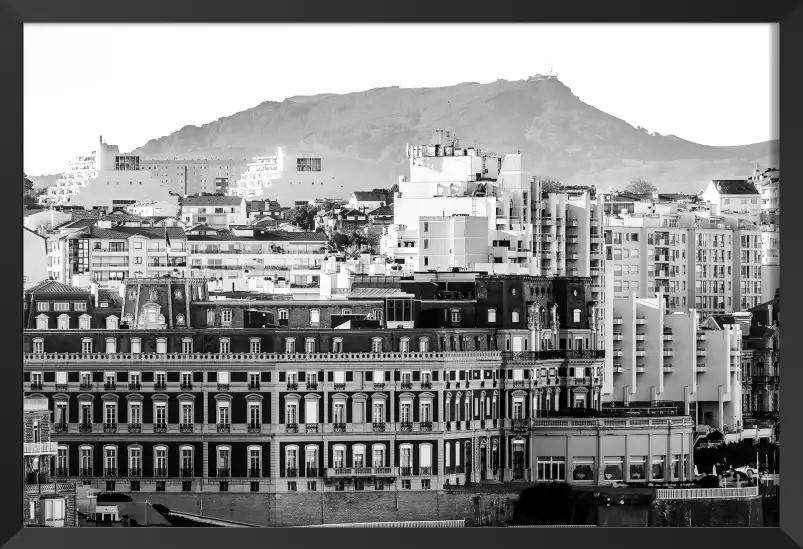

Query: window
629;456;647;480
310;309;320;327
603;457;624;481
219;338;230;354
36;315;49;330
156;338;167;354
155;402;167;427
181;401;193;426
305;338;315;354
105;338;117;354
106;316;119;330
371;338;382;353
57;315;70;330
285;338;296;354
419;337;429;352
220;309;232;325
399;337;410;353
217;401;230;425
248;402;260;427
573;309;581;323
488;309;496;323
537;457;566;481
129;401;141;425
44;499;66;522
104;402;116;426
372;445;385;467
332;338;343;353
37;302;50;312
572;457;595;481
286;402;298;424
671;455;681;479
373;308;383;323
81;338;93;353
32;338;44;354
512;311;519;323
451;309;461;323
341;308;352;315
218;447;231;477
249;338;261;353
652;456;665;480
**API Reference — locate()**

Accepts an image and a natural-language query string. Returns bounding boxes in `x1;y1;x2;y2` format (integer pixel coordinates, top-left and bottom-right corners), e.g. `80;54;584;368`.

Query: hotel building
21;274;693;500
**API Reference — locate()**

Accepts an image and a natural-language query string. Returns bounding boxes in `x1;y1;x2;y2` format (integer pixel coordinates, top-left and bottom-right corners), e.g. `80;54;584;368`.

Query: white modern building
181;195;247;228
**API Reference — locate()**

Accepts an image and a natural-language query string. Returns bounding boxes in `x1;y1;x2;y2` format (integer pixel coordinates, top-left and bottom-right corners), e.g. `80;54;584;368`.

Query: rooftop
183;195;244;207
712;180;760;195
25;280;89;294
352;191;386;202
186;229;326;242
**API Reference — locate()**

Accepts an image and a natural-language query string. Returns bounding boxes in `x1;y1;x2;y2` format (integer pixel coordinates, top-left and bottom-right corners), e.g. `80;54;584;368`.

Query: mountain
130;76;777;197
28;173;60;189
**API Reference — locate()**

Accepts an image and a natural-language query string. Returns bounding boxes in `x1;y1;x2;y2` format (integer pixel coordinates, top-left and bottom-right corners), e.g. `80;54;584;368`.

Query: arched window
371;338;382;353
219;337;230;354
332;337;343;353
36;314;49;330
285;445;299;477
285;338;296;354
399;443;413;473
106;316;119;330
305;338;315;354
419;337;429;353
371;444;386;467
247;445;261;478
419;443;433;475
305;445;319;477
179;445;194;477
353;444;367;469
153;445;168;477
78;314;91;330
216;445;231;477
57;314;70;330
399;337;410;353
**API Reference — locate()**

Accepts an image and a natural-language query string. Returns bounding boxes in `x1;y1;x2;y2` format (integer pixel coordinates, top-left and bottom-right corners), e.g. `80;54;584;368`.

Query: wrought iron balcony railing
420;421;433;431
54;422;68;433
420;382;432;390
420;466;433;476
373;383;385;390
79;383;93;391
55;468;68;477
217;383;230;391
79;468;93;477
154;382;167;390
306;467;319;478
181;467;193;478
306;382;319;390
103;383;116;391
247;423;261;433
155;468;167;478
401;466;412;476
128;383;141;391
104;468;117;477
286;468;298;478
372;422;385;432
180;382;193;390
217;468;230;478
103;423;117;433
286;382;298;390
30;383;43;391
79;423;92;433
400;382;413;390
248;382;260;390
333;422;346;432
306;423;319;433
400;422;413;431
249;468;260;478
180;423;194;433
55;384;68;391
286;423;299;433
127;423;142;433
128;468;142;477
154;423;168;433
333;383;346;390
216;423;231;433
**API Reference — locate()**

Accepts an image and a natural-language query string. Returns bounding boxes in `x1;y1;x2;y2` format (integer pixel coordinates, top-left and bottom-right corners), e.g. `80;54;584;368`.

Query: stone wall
127;489;519;527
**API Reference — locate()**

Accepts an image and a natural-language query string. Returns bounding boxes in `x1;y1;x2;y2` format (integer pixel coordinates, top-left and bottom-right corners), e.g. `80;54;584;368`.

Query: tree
286;204;318;231
23;172;43;209
625;178;658;195
536;176;562;194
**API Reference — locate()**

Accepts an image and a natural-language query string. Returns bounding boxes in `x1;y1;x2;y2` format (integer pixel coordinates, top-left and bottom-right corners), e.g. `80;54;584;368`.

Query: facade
611;295;742;433
125;201;180;219
24;227;48;289
46;224;187;287
700;180;761;224
140;158;250;197
23;396;78;528
22;274;698;494
417;216;489;271
605;212;764;315
180;195;247;228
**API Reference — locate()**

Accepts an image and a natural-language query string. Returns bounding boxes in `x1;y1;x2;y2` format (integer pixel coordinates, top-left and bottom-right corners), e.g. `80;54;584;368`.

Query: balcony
612;334;623;341
23;442;57;455
612;350;624;357
180;382;193;391
248;382;260;390
306;382;319;390
128;383;141;391
663;334;673;341
636;350;647;357
154;423;168;434
128;468;142;478
286;423;299;433
333;422;346;432
181;468;194;478
217;383;230;391
249;468;261;478
305;422;319;433
420;382;432;390
696;365;707;373
55;384;68;391
325;467;399;479
636;318;647;325
286;468;298;478
79;423;92;433
80;468;93;478
217;423;231;433
663;365;674;373
79;383;93;391
400;381;413;390
127;423;142;433
287;383;299;390
180;423;194;433
636;366;646;373
247;422;261;433
217;468;230;478
664;350;674;357
103;423;117;433
401;466;412;477
103;382;116;391
155;468;168;478
512;418;530;432
54;422;68;433
399;421;413;432
306;467;319;477
154;382;167;390
696;349;707;356
55;468;68;477
635;334;646;341
372;422;386;432
613;317;623;325
373;383;385;390
420;421;433;431
613;366;624;373
30;382;43;391
104;468;117;477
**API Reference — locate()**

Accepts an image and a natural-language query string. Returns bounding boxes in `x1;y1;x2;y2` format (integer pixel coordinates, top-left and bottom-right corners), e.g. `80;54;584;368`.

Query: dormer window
36;314;49;330
57;314;70;330
278;309;289;321
250;338;261;354
106;316;119;330
78;315;91;330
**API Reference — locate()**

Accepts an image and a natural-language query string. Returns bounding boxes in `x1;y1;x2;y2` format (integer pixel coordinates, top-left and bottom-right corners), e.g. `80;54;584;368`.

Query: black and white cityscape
22;23;779;528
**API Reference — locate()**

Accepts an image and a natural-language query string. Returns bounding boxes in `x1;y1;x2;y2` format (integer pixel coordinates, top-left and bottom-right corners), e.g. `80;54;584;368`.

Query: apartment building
45;223;188;287
605;212;764;316
22;273;694;496
23;396;77;528
611;295;742;433
181;195;247;228
185;225;327;291
140;158;250;196
701;180;761;224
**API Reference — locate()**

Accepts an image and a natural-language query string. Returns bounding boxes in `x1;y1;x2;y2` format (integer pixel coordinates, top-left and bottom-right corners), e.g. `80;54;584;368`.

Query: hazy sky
24;23;777;175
